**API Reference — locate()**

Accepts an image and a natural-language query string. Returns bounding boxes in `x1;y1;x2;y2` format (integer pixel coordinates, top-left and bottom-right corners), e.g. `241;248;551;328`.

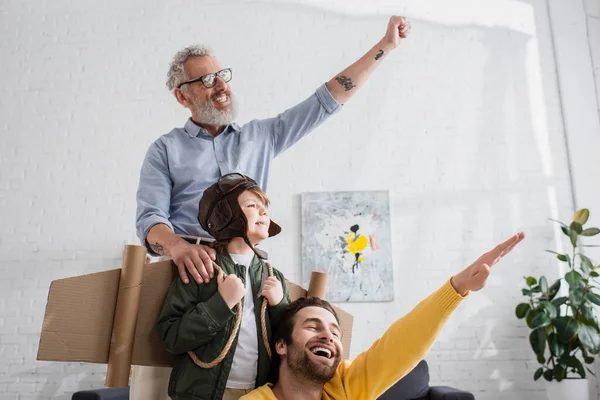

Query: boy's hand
261;276;283;306
216;268;245;309
451;232;525;295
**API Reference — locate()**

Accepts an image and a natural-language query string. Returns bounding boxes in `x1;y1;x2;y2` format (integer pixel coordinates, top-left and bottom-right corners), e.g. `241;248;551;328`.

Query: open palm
452;232;526;295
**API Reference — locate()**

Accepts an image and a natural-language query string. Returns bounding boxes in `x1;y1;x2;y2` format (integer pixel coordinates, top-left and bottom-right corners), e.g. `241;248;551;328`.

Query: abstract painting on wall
301;190;394;302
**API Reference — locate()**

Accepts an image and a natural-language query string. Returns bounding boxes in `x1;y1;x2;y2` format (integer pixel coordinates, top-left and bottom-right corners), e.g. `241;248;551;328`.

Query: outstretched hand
451;232;526;295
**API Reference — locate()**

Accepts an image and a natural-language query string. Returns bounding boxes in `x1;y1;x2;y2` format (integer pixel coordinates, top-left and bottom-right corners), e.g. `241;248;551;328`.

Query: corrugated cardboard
37;245;353;388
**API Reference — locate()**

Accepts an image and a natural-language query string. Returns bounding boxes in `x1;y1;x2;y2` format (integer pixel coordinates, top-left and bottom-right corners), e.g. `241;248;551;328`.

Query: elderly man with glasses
133;16;410;400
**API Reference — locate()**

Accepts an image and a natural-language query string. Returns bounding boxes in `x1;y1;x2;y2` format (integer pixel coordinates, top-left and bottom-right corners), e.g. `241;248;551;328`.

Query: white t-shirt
226;252;259;389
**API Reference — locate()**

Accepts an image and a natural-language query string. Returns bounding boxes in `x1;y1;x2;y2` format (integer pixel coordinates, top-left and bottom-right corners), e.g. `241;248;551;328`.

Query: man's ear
275;339;287;356
173;88;190;108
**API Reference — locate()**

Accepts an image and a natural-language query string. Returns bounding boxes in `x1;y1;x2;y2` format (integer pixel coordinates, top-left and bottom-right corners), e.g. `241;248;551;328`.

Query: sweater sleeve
337;280;466;399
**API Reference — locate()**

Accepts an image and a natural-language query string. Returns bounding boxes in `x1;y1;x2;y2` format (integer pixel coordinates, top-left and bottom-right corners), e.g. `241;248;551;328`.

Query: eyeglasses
177;68;233;89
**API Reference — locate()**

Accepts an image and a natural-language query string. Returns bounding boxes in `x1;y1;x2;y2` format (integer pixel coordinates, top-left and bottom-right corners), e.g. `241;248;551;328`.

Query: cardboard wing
37;245;353;388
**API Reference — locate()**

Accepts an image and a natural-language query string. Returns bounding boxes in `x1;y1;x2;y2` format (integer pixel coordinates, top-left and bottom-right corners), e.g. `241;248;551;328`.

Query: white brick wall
0;0;597;399
586;0;600;121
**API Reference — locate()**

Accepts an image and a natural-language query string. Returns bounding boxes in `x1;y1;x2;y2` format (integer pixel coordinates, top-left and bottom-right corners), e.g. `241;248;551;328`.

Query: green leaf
574;358;585;379
570;287;583;308
555;316;579;342
543;369;554;381
551;296;568;308
539;276;548;293
548;333;564;357
530;328;546;356
516;303;531;319
561;226;570;237
554;364;566;381
543;302;558;318
581;348;595;364
537;354;546;364
591;271;600;278
581;254;594;271
574;209;590;225
566;270;583;287
563;356;585;378
531;285;542;293
570;221;583;234
582;303;595;321
534;367;544;381
522;288;532;296
586;293;600;306
548;280;561;300
578;322;600;354
570;229;579;247
531;312;551;329
526;309;539;329
581;228;600;236
549;218;569;228
526;276;537;286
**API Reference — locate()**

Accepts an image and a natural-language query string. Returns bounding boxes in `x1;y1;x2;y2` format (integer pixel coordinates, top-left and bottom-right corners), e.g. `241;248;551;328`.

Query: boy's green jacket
156;251;290;400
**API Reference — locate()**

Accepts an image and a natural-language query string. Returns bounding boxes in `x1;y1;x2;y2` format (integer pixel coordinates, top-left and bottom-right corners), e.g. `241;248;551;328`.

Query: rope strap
188;260;274;368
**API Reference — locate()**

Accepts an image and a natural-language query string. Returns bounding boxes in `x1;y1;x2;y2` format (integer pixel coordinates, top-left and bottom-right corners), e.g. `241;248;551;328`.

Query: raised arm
340;232;525;399
325;16;411;104
256;16;411;156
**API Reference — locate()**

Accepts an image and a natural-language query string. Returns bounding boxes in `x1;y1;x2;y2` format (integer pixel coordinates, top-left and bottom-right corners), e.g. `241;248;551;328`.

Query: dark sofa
378;360;475;400
73;360;473;400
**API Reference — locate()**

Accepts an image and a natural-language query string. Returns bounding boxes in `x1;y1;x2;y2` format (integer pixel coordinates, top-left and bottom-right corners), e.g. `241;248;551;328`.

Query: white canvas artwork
301;191;394;302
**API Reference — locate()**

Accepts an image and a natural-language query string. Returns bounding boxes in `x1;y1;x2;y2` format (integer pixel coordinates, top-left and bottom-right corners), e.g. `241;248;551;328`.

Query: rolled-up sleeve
136;139;173;250
258;84;342;156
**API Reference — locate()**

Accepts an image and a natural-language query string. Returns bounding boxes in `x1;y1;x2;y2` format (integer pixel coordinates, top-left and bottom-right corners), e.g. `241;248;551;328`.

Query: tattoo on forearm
375;49;384;60
151;242;164;255
334;75;356;91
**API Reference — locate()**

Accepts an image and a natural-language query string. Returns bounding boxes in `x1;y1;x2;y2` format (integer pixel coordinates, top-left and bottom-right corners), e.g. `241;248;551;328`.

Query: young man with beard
240;232;526;400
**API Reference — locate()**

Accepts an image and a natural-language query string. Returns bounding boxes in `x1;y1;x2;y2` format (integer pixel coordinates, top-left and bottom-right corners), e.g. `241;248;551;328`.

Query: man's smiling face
178;55;236;126
276;306;343;384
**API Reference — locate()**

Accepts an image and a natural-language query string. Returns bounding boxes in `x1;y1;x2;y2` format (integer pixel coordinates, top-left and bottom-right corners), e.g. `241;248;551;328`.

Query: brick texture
0;0;596;399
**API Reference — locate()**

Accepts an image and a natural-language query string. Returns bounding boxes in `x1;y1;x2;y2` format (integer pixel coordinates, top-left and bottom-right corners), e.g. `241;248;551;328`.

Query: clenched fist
451;232;525;296
217;267;245;309
260;276;284;306
381;16;411;49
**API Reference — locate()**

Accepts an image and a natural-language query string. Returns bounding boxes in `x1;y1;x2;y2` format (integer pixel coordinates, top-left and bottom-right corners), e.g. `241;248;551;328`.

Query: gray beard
193;94;238;126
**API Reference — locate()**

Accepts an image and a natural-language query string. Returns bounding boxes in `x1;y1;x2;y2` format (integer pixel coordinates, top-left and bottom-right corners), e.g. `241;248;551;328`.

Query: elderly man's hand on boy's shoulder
261;276;284;306
217;267;245;309
168;240;216;285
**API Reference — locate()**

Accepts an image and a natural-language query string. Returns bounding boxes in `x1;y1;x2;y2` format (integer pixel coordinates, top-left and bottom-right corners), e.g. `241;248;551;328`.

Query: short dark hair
269;296;340;382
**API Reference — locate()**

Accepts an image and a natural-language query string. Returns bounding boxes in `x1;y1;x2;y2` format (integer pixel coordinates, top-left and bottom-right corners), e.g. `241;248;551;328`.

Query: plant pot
545;378;589;400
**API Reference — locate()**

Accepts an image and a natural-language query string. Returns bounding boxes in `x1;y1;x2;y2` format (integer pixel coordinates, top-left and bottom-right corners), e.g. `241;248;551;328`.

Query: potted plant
515;208;600;400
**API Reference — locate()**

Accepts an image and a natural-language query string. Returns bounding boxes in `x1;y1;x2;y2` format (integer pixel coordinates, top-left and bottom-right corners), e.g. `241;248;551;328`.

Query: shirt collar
184;118;241;138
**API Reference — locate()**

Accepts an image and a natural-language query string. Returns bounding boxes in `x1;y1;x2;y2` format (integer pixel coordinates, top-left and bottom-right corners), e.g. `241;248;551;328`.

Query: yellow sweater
240;280;465;400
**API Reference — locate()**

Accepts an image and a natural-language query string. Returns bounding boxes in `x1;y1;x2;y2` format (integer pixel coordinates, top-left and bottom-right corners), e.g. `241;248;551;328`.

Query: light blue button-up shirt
136;84;341;245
